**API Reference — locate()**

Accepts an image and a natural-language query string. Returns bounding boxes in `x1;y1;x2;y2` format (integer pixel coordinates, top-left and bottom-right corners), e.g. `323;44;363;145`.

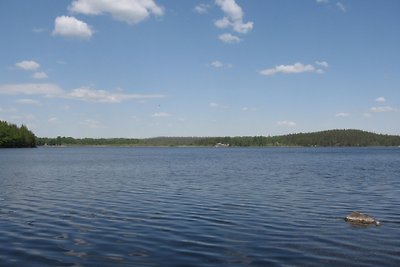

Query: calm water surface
0;147;399;266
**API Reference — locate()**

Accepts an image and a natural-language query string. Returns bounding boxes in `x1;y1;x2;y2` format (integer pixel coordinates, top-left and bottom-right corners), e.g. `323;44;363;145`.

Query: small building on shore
215;142;230;147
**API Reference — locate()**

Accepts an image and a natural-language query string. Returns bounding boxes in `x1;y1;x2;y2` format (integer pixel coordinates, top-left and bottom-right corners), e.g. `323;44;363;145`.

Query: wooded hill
0;121;36;148
37;129;400;147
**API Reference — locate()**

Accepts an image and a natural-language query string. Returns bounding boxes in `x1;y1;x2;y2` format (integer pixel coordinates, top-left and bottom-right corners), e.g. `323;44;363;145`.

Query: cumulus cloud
370;106;394;113
218;33;241;43
194;3;211;14
152;112;171;118
15;60;40;71
260;61;328;76
32;71;48;80
68;87;164;103
215;0;253;34
16;99;41;105
277;121;297;127
335;112;350;117
375;97;386;103
260;62;317;76
211;60;232;68
0;83;63;96
52;16;93;39
69;0;164;25
215;17;230;28
315;60;329;68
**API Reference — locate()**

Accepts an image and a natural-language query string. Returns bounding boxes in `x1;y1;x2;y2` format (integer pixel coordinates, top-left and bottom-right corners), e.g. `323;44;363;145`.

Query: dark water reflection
1;147;399;266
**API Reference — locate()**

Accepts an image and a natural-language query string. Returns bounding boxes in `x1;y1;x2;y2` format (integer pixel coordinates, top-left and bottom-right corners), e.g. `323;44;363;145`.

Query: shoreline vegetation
0;120;36;148
37;129;400;148
1;120;400;148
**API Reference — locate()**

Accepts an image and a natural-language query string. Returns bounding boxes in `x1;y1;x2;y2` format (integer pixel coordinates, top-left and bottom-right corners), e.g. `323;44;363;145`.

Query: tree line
37;129;400;147
2;121;399;148
0;120;36;148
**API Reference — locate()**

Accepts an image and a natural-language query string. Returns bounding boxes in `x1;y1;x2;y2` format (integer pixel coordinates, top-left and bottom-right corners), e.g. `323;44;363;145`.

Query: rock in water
345;211;380;226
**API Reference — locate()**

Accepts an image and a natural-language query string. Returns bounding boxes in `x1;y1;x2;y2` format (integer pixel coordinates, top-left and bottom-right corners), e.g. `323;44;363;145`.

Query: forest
0;120;36;148
36;129;400;147
2;120;399;148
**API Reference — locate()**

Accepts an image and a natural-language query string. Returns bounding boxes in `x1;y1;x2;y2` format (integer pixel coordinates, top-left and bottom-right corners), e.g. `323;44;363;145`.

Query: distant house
215;142;229;148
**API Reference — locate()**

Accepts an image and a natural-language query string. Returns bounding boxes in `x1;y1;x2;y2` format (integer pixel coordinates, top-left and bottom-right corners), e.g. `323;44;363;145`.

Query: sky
0;0;399;138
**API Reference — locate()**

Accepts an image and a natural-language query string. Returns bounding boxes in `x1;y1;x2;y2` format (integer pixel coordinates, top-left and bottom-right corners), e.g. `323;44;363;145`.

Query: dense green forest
2;122;398;148
37;129;400;147
0;121;36;148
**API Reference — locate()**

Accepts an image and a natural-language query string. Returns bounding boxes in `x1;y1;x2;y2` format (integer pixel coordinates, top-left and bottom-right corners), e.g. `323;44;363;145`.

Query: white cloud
316;0;329;3
52;16;93;39
0;83;63;96
335;112;350;117
209;102;219;108
15;60;40;71
215;0;253;34
375;97;386;103
215;17;230;28
277;121;297;127
211;60;232;68
48;117;58;123
194;3;211;14
0;83;164;104
68;87;164;103
315;60;329;68
242;107;257;112
260;62;317;76
69;0;164;25
218;33;241;44
32;71;48;80
336;2;346;12
152;112;171;118
209;102;228;109
370;106;394;113
16;99;41;105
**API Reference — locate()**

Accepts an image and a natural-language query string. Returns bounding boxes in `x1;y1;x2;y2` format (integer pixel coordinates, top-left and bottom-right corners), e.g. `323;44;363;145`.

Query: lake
0;147;399;266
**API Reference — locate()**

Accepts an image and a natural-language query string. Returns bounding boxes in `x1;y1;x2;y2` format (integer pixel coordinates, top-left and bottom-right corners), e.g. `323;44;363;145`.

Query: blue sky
0;0;399;138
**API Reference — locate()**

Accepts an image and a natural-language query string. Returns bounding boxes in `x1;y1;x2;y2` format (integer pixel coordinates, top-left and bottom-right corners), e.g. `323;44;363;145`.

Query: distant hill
0;121;36;148
37;129;400;147
267;129;400;147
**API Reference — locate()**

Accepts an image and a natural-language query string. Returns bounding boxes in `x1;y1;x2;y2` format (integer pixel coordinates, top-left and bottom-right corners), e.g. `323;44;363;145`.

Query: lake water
0;147;399;266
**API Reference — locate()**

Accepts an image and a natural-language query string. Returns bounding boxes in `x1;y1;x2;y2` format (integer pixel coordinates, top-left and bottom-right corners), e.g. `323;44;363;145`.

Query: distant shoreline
36;129;400;148
37;145;400;150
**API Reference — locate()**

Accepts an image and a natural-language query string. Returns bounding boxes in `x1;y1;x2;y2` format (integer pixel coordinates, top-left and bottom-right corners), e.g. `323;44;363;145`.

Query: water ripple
0;147;399;266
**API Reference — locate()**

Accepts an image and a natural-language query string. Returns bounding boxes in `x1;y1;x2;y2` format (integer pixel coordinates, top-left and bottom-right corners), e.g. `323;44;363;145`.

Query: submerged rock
345;211;380;226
